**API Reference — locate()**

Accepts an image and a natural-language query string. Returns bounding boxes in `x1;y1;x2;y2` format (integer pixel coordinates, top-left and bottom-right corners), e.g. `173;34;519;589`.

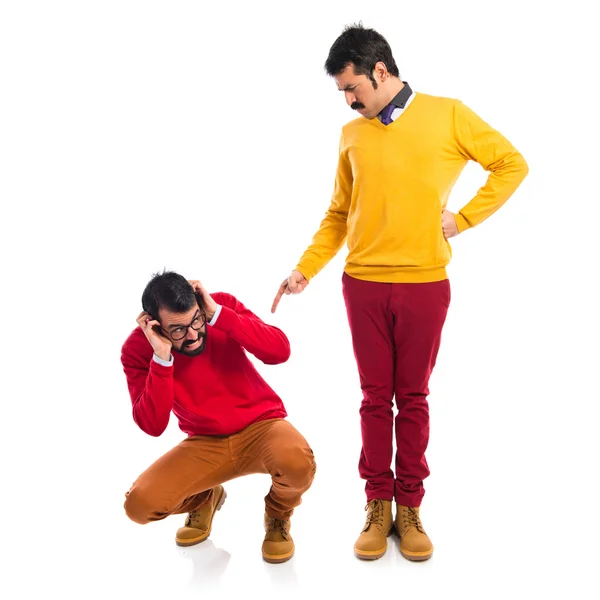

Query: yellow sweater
296;93;529;283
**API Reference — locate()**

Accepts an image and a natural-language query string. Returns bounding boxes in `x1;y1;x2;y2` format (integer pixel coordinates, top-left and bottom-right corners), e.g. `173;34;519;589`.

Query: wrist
155;349;171;362
206;304;219;322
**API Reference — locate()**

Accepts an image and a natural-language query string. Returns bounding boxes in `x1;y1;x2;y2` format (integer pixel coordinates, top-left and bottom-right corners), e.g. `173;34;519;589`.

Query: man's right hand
271;270;309;313
136;311;172;361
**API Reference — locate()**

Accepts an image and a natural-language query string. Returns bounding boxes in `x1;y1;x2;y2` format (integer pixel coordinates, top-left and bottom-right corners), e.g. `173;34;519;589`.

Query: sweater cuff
454;212;472;234
150;355;175;375
210;305;238;333
208;304;222;326
293;265;312;282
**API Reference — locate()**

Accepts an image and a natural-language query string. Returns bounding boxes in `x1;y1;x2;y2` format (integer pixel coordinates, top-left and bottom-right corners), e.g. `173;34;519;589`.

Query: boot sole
354;547;386;560
354;527;394;560
400;548;434;562
262;548;295;564
175;488;227;547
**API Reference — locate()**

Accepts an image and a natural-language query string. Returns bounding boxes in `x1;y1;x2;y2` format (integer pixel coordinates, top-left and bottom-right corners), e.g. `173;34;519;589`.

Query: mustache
351;102;365;110
183;332;205;346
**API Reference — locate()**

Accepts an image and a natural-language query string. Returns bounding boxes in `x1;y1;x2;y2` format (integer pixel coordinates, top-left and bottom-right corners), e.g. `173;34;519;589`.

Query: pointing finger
271;280;289;313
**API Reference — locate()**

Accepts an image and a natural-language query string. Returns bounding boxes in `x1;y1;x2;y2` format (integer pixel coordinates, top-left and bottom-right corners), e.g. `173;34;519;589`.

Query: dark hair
141;270;197;319
324;23;400;87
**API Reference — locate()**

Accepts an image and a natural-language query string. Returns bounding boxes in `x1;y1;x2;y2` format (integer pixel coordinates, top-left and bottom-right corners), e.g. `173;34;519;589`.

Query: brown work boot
354;499;394;560
395;505;433;561
175;486;227;546
262;514;295;563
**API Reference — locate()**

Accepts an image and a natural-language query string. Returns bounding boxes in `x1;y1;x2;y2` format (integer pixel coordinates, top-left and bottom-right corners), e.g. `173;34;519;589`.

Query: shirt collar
388;81;413;109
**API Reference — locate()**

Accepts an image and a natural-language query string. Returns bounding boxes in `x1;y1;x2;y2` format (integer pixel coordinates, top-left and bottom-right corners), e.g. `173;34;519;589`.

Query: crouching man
121;271;316;563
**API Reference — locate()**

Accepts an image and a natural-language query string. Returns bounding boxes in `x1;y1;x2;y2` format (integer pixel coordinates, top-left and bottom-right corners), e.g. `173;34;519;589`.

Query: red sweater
121;292;289;437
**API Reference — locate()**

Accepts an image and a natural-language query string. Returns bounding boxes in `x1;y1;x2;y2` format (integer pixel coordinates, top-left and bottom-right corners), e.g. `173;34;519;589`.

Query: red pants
342;273;450;506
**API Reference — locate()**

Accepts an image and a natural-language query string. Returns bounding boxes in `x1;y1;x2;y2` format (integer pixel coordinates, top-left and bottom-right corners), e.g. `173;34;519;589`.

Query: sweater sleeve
452;101;529;232
212;293;291;364
121;334;175;437
295;132;352;280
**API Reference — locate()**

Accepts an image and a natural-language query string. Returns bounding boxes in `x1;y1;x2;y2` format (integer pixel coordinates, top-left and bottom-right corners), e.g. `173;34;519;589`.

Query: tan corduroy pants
124;418;316;523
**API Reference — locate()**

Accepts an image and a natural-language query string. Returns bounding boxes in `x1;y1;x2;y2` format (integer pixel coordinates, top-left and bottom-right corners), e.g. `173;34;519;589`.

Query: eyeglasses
162;312;206;340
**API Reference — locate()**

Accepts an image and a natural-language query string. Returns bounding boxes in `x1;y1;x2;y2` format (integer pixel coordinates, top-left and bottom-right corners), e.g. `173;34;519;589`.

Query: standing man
122;271;316;564
272;24;528;562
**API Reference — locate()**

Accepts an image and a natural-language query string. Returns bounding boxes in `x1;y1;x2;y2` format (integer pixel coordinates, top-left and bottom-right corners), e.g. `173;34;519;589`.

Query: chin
184;343;206;356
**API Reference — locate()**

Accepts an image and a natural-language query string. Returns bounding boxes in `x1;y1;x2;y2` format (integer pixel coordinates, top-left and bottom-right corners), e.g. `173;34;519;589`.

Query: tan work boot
354;499;394;560
175;486;227;546
262;514;295;563
395;505;433;561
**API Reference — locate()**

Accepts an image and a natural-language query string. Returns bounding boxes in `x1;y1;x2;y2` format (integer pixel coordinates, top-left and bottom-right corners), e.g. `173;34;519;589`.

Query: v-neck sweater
296;92;529;283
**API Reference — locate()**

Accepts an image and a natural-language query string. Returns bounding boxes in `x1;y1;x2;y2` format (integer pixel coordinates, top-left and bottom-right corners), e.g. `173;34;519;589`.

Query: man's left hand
442;209;459;239
188;279;218;321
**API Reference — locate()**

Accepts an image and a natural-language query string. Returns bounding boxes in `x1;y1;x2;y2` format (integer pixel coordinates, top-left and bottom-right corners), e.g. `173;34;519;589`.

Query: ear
373;61;388;83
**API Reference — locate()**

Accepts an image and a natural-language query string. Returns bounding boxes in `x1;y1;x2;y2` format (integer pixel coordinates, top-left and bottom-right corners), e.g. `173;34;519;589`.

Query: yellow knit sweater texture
296;93;529;283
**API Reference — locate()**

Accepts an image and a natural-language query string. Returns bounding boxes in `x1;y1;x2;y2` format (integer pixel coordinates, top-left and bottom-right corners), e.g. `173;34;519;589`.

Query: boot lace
185;508;204;528
400;507;425;533
364;499;385;530
267;518;290;540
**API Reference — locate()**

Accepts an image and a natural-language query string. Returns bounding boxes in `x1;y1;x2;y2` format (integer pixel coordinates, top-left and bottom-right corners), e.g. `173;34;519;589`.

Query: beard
173;329;207;357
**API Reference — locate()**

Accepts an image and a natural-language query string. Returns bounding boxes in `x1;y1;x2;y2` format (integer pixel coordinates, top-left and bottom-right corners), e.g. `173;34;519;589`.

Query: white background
1;1;599;598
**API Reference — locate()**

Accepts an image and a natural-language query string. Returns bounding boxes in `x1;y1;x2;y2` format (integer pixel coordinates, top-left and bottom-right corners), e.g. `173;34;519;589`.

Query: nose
185;326;197;340
344;90;356;106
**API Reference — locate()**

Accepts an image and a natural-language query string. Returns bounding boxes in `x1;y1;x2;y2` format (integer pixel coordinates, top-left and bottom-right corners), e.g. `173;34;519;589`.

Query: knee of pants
124;487;163;525
395;393;429;412
360;395;394;414
273;446;316;486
